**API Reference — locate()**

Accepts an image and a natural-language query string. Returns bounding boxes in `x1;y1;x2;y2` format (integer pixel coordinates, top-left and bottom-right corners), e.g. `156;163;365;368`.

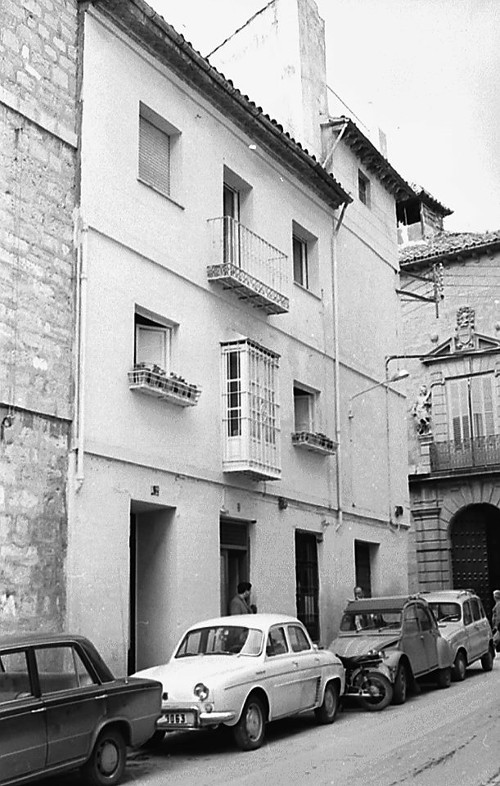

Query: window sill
293;282;322;301
137;178;185;210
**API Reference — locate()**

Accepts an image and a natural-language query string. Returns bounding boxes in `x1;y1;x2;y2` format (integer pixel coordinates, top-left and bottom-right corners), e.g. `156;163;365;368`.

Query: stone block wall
0;0;78;631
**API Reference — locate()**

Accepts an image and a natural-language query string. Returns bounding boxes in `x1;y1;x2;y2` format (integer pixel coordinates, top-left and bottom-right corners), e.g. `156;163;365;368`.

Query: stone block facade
0;0;78;631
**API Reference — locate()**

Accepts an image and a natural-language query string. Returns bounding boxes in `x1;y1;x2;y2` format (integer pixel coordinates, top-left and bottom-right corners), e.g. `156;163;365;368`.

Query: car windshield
175;626;264;657
340;610;402;632
429;602;461;622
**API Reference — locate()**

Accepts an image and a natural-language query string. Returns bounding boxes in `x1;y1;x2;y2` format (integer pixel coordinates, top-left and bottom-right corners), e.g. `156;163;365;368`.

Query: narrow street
45;662;500;786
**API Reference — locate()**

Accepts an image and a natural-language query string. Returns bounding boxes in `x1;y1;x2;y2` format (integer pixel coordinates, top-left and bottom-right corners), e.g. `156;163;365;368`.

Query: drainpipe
332;202;348;529
75;214;88;490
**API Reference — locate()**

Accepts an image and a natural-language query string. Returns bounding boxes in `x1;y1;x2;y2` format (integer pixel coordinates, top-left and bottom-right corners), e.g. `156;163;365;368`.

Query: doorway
295;530;320;642
220;519;249;616
129;503;174;674
354;540;373;598
450;503;500;616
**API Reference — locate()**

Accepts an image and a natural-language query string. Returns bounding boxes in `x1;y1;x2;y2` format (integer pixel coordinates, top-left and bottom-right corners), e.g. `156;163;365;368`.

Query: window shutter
139;116;171;194
136;326;169;370
294;394;312;432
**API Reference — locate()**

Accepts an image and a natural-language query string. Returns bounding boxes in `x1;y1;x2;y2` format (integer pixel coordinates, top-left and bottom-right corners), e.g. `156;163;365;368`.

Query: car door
286;624;320;710
264;625;302;719
416;606;439;672
34;643;106;767
468;598;487;661
401;603;429;675
0;648;47;782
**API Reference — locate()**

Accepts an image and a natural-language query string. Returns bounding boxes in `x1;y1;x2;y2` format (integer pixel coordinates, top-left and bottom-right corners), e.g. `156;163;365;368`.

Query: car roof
344;595;427;612
421;590;477;602
0;632;93;649
184;613;302;630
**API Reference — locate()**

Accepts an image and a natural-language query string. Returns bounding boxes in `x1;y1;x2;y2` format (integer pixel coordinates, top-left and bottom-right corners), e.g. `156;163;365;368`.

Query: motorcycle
337;652;393;711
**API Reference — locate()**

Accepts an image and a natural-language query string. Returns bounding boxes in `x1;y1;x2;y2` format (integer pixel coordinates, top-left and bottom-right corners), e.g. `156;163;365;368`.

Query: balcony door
223;184;240;267
447;374;495;442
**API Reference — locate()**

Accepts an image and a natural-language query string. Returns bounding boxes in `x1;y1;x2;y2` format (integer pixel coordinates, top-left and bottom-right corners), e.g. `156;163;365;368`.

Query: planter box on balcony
128;366;201;407
292;431;338;455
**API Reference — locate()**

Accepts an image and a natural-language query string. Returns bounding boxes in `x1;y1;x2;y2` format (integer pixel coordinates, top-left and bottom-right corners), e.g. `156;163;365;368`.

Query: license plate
163;711;196;727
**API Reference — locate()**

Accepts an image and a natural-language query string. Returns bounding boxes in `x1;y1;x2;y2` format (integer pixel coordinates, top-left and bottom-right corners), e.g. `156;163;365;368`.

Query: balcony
207;217;289;315
128;364;201;407
429;435;500;474
292;431;338;455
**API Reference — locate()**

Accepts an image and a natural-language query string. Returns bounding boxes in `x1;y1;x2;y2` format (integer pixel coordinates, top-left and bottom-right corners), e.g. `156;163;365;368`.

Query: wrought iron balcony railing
429;435;500;473
207;217;289;315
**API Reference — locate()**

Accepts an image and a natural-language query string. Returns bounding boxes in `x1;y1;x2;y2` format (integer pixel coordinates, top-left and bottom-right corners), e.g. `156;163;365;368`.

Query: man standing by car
491;590;500;651
230;582;256;614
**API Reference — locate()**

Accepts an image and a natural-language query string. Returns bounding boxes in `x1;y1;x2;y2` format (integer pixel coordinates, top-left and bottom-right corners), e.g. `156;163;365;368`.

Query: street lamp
348;369;409;418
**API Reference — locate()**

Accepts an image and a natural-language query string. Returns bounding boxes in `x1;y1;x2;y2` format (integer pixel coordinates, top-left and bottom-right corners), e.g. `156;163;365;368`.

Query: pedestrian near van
491;589;500;630
230;581;256;615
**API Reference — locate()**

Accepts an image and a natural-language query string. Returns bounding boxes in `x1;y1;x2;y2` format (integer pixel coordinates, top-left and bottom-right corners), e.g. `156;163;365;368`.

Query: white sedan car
133;613;345;751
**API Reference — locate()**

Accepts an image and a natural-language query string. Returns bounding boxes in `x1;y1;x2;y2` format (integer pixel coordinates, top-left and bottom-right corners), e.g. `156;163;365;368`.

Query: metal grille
430;435;500;473
207;217;289;314
221;340;281;480
139;115;170;194
295;531;320;642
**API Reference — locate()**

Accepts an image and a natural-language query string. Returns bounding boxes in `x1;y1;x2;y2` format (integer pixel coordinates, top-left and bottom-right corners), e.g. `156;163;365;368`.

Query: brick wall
0;0;78;631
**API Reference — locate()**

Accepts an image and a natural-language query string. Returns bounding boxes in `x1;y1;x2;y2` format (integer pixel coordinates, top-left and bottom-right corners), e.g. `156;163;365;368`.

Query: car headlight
194;682;210;700
368;648;385;659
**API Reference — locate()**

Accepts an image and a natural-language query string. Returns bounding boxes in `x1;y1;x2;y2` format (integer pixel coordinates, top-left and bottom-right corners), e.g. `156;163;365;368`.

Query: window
358;170;370;206
138;103;180;198
446;374;495;442
34;646;95;693
221;340;280;478
293;235;308;288
0;650;32;703
135;311;172;373
266;627;288;656
292;221;317;291
416;606;432;631
293;386;315;432
463;601;473;626
288;625;311;652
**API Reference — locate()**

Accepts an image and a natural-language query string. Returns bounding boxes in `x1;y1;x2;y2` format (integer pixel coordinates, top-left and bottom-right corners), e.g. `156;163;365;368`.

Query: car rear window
340;611;401;631
429;603;461;622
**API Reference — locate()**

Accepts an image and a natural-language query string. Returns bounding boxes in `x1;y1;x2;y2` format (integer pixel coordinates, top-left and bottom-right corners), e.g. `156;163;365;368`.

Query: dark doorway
450;503;500;616
220;519;249;615
355;541;372;598
295;531;319;642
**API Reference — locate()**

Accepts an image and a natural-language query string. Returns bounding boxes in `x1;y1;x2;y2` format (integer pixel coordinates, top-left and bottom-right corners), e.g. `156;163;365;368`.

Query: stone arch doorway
450;503;500;616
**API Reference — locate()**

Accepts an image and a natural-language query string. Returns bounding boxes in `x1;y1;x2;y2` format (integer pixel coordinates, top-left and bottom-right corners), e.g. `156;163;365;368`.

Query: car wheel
357;671;393;712
314;681;339;724
481;646;494;672
435;667;451;689
452;651;467;681
233;695;266;751
81;728;126;786
392;663;408;705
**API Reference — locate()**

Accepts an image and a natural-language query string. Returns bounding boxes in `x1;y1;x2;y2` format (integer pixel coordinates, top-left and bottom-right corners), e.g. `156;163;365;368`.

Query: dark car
0;633;162;786
329;595;454;705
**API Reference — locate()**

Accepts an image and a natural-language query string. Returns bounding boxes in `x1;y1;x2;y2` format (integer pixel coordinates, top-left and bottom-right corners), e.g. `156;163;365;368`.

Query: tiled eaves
87;0;352;210
409;184;453;217
400;230;500;269
327;117;414;201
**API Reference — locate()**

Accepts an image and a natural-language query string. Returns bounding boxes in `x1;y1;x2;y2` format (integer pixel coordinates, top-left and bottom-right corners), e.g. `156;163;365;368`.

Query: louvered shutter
139;116;170;194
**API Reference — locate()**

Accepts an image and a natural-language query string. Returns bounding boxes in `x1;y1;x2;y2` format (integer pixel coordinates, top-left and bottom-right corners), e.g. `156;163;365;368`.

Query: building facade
69;0;412;674
399;189;500;615
0;0;78;632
